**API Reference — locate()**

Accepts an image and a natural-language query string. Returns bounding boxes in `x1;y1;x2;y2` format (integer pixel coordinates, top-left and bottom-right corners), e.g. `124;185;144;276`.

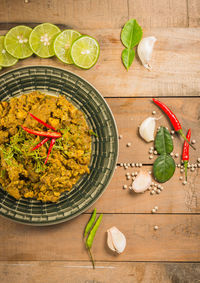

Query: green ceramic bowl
0;66;118;225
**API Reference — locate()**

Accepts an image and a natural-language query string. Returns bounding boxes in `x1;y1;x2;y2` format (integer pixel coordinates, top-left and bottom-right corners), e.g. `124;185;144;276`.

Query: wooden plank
0;0;128;29
88;166;200;213
128;0;188;27
0;0;190;29
0;214;199;261
188;0;200;27
106;97;200;163
0;261;200;283
0;28;199;97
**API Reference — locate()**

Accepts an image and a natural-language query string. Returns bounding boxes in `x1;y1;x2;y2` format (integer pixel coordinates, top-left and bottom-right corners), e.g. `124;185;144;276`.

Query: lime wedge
29;23;61;58
54;29;81;64
70;35;100;69
4;26;33;59
0;36;18;67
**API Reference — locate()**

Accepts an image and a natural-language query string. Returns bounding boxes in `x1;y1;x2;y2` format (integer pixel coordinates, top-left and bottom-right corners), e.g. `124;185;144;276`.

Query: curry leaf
121;19;143;49
155;126;173;155
153;154;176;183
121;48;135;70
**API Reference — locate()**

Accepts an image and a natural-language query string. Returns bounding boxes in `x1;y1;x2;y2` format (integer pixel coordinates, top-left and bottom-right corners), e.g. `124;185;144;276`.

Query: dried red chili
182;129;191;181
152;99;195;150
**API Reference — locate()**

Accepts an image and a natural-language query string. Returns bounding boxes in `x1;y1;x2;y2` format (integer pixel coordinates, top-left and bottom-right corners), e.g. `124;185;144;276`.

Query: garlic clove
137;36;157;70
107;226;126;254
107;230;116;252
139;117;156;142
131;170;152;193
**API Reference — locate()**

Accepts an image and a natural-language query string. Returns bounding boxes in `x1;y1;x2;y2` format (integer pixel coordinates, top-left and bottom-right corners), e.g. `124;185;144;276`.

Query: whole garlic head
107;226;126;254
137;36;157;70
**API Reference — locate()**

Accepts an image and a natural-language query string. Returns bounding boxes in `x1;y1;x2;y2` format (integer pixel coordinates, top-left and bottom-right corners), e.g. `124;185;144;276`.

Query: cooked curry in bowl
0;91;92;202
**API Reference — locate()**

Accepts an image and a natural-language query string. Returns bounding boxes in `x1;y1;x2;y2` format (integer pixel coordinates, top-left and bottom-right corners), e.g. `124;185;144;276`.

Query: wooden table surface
0;1;200;282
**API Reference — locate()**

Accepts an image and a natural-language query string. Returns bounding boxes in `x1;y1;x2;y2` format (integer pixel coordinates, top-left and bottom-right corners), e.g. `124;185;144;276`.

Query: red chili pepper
182;129;191;181
32;137;50;151
152;98;196;150
29;113;56;131
44;138;56;165
21;126;61;139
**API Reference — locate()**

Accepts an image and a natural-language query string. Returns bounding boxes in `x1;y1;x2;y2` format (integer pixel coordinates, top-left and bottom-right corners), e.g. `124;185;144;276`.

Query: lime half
29;23;61;58
4;26;33;59
54;29;81;64
0;36;18;67
70;35;100;69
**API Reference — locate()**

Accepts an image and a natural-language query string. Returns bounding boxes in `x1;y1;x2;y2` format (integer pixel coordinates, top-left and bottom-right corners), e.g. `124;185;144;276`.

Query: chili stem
29;113;56;131
178;130;196;150
88;249;95;269
184;161;188;182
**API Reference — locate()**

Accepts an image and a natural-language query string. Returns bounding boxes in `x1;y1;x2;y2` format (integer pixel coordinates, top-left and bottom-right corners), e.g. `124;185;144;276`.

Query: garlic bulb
131;170;152;193
137;36;157;70
107;226;126;254
139;117;156;142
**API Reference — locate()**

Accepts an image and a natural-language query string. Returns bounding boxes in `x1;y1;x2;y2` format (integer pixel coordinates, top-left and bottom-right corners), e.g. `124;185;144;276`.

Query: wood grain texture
0;0;128;29
0;28;199;97
0;0;190;29
106;97;200;163
0;214;199;262
88;166;200;213
128;0;188;27
188;0;200;27
0;261;200;283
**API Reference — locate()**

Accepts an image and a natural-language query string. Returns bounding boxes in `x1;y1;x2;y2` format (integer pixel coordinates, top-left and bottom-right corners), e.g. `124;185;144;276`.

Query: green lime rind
4;25;33;59
70;35;100;69
53;29;81;64
0;36;18;67
29;23;61;58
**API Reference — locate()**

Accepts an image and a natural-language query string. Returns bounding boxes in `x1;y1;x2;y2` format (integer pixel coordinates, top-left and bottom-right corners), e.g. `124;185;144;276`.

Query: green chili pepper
86;213;103;249
84;208;96;238
86;213;103;269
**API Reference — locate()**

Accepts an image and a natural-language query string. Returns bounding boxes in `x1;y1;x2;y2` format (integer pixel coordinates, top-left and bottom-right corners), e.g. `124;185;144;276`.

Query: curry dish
0;91;92;202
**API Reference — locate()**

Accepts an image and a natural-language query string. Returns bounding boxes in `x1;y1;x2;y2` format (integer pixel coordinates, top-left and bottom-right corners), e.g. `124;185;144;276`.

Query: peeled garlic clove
137;36;157;70
139;117;156;142
131;170;152;193
107;226;126;254
107;230;116;252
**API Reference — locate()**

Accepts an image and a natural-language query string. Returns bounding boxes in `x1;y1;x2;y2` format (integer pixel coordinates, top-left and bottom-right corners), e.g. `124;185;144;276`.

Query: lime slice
29;23;61;58
0;36;18;67
54;29;81;64
70;35;100;69
4;26;33;59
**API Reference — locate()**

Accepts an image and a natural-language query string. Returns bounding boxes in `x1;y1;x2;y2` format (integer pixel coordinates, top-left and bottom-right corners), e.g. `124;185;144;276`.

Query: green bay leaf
121;19;143;49
121;48;135;70
155;126;173;155
153;154;176;183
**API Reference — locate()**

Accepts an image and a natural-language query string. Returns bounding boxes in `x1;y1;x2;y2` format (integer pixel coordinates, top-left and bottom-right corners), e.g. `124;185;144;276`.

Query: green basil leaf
121;19;143;49
153;154;176;183
121;48;135;70
155;126;173;155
